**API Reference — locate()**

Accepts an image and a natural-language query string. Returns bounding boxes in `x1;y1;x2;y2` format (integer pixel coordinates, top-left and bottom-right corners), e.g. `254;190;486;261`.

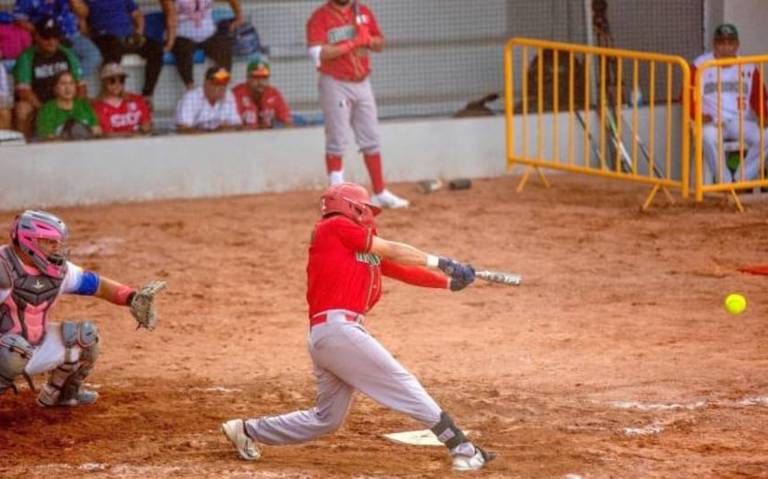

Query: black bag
217;18;266;57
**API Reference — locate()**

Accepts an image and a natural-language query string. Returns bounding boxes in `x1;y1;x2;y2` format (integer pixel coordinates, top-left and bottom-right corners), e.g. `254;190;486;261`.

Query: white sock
329;170;344;186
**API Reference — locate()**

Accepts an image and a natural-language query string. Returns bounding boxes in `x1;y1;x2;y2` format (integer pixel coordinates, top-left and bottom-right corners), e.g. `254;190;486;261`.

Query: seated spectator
232;58;292;129
13;0;101;76
175;66;241;132
171;0;241;89
72;0;165;100
0;61;11;129
13;17;86;138
92;62;151;136
36;69;100;140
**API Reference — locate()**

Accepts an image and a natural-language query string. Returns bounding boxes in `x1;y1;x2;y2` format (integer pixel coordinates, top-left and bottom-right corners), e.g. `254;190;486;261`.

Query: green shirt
13;45;82;103
36;99;97;139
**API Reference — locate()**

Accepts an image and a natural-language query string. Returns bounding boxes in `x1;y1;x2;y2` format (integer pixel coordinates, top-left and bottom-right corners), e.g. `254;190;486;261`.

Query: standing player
306;0;409;209
691;23;768;182
221;183;495;472
0;210;165;406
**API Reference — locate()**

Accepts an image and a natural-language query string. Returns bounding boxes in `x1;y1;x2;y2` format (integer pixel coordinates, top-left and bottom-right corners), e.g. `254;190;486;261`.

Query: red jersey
92;93;151;134
306;2;382;82
306;216;381;317
232;83;291;129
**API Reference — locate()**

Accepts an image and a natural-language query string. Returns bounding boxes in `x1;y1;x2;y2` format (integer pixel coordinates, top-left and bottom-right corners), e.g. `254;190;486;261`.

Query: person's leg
0;108;11;130
69;34;103;77
701;123;722;184
738;120;768;181
13;100;36;139
319;75;353;184
92;34;125;65
25;321;100;407
171;36;197;88
201;32;233;71
138;37;165;97
351;79;408;207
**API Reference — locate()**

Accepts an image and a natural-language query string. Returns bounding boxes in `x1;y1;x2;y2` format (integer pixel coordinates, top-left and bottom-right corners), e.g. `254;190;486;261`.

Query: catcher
0;210;165;406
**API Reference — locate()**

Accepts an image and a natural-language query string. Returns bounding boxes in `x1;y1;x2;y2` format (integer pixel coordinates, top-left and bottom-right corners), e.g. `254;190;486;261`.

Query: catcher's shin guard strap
430;412;468;450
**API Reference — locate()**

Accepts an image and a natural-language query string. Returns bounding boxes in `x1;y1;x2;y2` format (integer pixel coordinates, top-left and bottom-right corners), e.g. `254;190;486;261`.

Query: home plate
382;429;443;446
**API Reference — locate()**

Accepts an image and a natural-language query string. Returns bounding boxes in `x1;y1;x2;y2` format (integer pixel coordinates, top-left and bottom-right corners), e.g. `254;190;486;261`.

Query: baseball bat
476;270;522;286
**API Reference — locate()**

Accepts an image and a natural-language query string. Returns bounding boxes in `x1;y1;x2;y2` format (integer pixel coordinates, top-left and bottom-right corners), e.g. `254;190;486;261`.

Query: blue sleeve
74;270;101;295
13;0;34;21
125;0;138;13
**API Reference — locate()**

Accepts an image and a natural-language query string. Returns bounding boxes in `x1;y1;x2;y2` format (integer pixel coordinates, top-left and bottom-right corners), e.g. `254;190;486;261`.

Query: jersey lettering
328;25;355;44
355;252;380;266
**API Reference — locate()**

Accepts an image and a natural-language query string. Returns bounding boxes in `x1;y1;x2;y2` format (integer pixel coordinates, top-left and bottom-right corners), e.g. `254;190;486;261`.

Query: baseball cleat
38;388;99;407
452;445;496;471
221;419;261;461
371;189;409;209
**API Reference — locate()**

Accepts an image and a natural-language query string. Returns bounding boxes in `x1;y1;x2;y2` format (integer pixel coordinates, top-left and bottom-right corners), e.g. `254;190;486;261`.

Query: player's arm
370;236;475;291
749;68;768;123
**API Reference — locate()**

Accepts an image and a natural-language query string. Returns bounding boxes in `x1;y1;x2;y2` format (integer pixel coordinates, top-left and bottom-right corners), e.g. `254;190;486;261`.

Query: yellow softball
724;293;747;315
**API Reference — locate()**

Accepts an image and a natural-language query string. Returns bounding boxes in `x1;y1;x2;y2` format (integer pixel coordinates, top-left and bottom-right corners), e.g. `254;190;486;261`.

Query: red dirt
1;174;768;478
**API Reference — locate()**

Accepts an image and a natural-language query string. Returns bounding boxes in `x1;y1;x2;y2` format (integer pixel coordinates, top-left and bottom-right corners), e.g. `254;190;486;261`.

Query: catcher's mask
10;210;70;279
321;183;381;227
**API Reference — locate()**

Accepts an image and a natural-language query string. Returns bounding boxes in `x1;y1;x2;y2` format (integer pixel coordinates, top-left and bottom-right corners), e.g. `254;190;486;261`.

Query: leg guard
37;321;100;407
0;334;34;395
430;412;468;450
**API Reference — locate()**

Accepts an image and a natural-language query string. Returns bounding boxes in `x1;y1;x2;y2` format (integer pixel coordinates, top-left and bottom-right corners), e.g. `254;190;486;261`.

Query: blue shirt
13;0;79;39
85;0;138;38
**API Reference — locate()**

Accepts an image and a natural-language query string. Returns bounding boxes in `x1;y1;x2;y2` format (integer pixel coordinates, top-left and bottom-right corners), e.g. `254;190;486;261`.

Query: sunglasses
106;76;126;85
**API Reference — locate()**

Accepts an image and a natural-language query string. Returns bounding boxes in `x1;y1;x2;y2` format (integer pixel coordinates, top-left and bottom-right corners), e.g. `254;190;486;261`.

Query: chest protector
0;247;64;346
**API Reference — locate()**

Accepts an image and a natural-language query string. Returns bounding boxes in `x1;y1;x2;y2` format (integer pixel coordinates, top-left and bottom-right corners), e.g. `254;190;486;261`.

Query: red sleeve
689;63;698;120
750;68;768;122
307;10;327;46
381;259;449;289
333;217;373;253
92;101;114;134
274;89;291;123
363;6;382;38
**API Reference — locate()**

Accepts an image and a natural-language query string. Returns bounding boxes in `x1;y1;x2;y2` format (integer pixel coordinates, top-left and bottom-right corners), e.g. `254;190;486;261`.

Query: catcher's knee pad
430;412;468;450
0;334;34;394
37;321;100;406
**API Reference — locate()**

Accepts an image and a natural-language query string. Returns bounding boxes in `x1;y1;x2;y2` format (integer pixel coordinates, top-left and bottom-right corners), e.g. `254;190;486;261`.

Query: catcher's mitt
130;280;167;331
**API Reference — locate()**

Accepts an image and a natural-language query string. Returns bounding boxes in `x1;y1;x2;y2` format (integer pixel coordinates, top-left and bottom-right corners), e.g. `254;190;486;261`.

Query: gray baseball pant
319;74;381;156
244;311;442;444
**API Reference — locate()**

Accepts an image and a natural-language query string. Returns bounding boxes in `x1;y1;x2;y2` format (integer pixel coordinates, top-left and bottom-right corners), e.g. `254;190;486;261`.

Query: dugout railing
692;55;768;212
504;38;691;210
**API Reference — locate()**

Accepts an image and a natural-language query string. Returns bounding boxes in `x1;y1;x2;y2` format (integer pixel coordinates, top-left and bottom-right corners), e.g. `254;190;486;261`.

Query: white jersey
175;0;216;43
693;51;762;121
175;87;242;131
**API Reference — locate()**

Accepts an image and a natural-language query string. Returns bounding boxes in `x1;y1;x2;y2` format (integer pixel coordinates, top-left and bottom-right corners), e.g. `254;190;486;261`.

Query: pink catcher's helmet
321;183;381;226
10;210;70;278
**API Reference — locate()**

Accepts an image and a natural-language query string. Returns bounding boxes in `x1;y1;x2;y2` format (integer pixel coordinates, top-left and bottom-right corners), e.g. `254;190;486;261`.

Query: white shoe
452;446;496;471
371;189;409;209
221;419;261;461
329;170;344;186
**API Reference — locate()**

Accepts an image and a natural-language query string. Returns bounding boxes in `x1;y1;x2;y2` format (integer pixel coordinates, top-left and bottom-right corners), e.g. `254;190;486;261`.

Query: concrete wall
0;116;507;211
723;0;768;56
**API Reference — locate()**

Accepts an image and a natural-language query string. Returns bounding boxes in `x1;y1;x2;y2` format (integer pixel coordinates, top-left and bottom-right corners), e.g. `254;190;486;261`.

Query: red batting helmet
321;183;381;226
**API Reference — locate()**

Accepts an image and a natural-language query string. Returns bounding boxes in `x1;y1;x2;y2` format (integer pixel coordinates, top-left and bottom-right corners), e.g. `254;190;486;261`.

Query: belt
309;310;363;328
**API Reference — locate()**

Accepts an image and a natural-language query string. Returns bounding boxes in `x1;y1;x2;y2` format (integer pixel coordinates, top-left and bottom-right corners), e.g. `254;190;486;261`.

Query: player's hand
702;114;713;124
438;257;476;286
129;280;167;331
353;24;372;48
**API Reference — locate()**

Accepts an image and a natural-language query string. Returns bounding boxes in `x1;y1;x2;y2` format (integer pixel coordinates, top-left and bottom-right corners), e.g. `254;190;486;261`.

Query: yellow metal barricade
504;38;691;209
693;55;768;212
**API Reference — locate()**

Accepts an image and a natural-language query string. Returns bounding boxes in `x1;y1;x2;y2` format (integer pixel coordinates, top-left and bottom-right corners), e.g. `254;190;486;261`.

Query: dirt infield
1;175;767;478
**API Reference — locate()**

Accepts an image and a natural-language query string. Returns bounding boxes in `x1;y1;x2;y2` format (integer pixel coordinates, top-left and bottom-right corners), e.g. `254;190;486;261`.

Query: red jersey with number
306;215;382;317
306;2;382;82
232;83;291;129
92;94;151;134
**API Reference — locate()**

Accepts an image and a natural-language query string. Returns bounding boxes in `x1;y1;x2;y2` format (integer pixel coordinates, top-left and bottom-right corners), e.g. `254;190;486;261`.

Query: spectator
175;66;241;132
92;62;151;137
71;0;165;100
13;17;86;138
13;0;102;76
171;0;241;89
36;69;100;140
691;23;768;182
0;18;33;60
0;63;11;129
232;58;292;129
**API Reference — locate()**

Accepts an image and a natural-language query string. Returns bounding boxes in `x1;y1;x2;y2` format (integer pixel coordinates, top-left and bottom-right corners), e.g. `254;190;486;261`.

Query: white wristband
425;254;439;268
